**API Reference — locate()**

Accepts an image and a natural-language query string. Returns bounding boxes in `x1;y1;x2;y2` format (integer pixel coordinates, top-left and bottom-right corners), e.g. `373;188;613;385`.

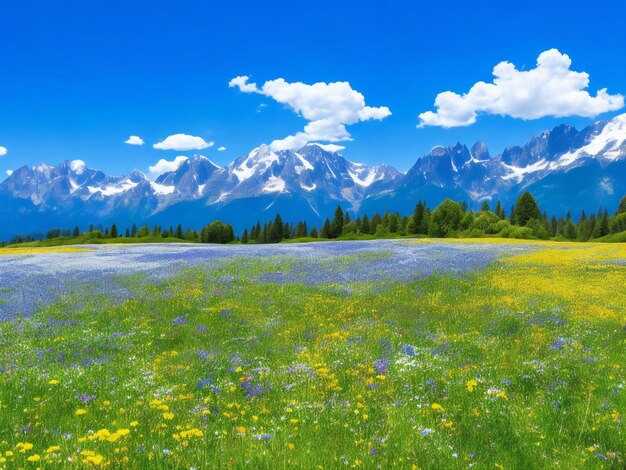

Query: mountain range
1;113;625;240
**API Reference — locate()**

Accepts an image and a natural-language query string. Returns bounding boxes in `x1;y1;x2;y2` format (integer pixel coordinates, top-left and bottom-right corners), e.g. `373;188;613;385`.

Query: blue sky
1;0;625;177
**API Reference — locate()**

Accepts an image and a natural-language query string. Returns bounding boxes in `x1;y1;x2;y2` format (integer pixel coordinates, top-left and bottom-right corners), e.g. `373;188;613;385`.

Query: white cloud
217;146;226;151
228;76;259;93
148;156;188;178
310;143;345;153
229;75;391;150
6;169;13;176
125;135;144;145
418;49;625;128
600;177;614;195
153;134;213;151
0;146;7;157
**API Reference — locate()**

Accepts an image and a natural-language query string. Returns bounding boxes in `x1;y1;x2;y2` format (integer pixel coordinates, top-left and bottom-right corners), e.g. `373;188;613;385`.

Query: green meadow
0;241;624;468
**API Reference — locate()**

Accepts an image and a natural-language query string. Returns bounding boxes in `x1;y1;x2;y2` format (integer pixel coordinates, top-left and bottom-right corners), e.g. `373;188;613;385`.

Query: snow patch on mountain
70;160;86;174
262;176;286;193
89;179;139;196
150;182;175;195
502;159;550;183
555;113;626;167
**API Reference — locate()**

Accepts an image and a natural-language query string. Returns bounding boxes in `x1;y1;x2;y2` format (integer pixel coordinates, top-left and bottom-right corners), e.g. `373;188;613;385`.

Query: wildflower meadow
0;240;624;468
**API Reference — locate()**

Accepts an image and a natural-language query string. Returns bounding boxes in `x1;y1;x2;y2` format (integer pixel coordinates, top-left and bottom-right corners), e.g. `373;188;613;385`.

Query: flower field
0;240;624;468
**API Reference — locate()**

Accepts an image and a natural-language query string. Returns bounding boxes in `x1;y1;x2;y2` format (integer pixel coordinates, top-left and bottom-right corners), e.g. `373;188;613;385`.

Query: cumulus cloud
418;49;625;128
148;156;188;178
6;169;13;176
229;75;391;150
125;135;144;145
0;146;7;157
153;134;213;151
217;146;226;151
311;143;345;153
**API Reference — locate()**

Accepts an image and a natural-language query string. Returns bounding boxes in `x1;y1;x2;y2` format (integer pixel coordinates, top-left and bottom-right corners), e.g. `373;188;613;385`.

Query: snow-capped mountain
362;113;626;216
0;144;401;239
1;114;625;240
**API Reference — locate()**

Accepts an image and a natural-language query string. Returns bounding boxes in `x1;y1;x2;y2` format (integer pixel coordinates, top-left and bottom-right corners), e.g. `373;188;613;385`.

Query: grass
0;242;624;467
7;234;192;248
596;230;626;243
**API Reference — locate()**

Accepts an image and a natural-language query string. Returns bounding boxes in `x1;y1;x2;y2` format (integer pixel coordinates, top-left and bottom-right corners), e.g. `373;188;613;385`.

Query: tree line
5;220;236;245
4;192;626;246
241;193;626;243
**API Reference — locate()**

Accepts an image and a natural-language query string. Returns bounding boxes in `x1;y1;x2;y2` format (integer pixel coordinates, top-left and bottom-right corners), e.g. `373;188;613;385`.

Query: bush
472;211;500;231
486;220;511;235
428;199;464;237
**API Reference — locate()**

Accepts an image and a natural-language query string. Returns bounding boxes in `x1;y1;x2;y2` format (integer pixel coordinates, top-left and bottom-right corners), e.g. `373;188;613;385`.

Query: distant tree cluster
241;193;626;243
5;193;626;246
7;221;235;245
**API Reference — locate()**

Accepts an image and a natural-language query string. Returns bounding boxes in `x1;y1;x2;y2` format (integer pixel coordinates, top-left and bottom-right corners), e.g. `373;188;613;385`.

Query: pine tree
550;216;558;237
480;200;490;212
73;226;80;237
330;206;344;238
515;192;541;226
268;214;283;243
125;228;130;237
320;218;331;238
371;214;382;234
241;229;249;244
509;205;516;225
563;219;577;239
361;215;370;234
310;226;319;238
411;202;425;234
495;200;505;219
617;196;626;215
592;209;609;238
131;223;137;237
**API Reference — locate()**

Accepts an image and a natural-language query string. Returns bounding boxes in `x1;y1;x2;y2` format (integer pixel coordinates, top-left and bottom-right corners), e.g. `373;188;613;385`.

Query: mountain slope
1;114;625;239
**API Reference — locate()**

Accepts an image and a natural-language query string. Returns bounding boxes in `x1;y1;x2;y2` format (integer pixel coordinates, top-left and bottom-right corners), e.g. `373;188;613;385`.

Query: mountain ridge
1;114;625;239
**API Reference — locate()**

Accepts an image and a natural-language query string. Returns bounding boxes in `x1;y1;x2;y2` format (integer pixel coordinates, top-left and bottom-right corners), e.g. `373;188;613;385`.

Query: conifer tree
563;219;577;239
515;192;541;226
131;223;137;237
411;202;425;234
125;228;130;237
361;215;370;234
495;200;505;219
310;226;319;238
371;213;382;234
73;226;80;237
241;229;249;244
330;206;344;239
268;214;283;243
617;195;626;215
320;218;331;238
